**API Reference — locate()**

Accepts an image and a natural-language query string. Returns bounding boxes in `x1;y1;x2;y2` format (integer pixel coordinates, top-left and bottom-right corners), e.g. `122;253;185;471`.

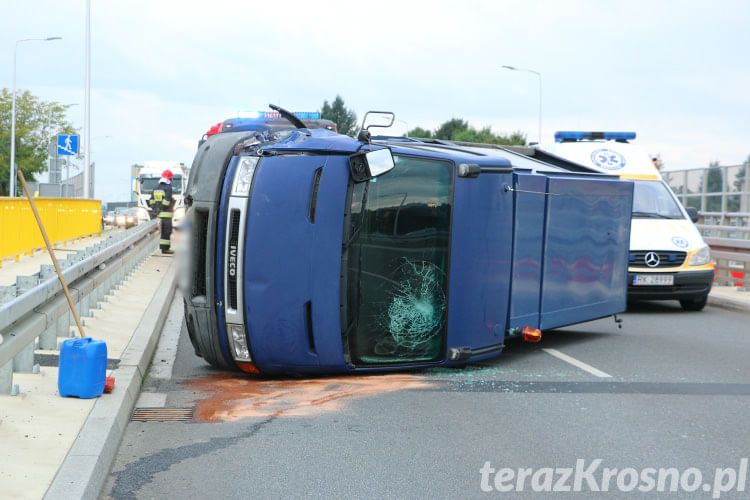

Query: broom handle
17;170;86;338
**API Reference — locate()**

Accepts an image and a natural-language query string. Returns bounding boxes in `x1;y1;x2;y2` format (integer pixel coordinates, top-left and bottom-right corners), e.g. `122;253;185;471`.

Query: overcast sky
2;0;749;202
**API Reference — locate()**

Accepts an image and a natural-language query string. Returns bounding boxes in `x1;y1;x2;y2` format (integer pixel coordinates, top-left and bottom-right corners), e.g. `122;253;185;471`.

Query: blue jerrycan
58;337;107;399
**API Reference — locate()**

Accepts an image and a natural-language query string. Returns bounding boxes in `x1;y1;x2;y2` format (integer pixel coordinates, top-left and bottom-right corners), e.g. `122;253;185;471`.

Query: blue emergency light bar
554;131;636;142
237;110;321;120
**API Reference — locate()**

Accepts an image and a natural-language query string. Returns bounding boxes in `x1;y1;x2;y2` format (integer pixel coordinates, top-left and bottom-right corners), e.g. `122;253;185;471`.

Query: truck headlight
231;157;259;196
689;246;712;266
227;324;252;362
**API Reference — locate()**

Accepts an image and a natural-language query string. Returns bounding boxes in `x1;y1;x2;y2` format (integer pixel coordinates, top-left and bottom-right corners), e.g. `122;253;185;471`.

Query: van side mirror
349;148;395;183
686;206;699;223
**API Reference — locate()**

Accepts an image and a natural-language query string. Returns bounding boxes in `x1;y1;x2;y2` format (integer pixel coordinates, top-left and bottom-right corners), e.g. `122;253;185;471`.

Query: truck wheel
680;295;708;311
183;300;236;370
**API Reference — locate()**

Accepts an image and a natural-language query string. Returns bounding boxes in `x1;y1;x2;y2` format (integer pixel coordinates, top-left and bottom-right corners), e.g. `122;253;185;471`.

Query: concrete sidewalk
0;249;175;500
708;284;750;313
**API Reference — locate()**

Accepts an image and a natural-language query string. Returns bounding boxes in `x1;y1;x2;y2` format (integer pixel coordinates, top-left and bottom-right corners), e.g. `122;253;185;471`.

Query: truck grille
192;208;208;297
629;250;687;268
228;209;240;310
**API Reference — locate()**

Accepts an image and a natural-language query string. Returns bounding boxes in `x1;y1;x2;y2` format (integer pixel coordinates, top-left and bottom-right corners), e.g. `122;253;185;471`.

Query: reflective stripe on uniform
162;200;170;206
160;239;171;245
158;212;173;218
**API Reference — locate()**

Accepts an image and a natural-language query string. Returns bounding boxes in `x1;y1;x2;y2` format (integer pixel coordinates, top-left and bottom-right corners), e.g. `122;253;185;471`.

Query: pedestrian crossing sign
57;135;79;156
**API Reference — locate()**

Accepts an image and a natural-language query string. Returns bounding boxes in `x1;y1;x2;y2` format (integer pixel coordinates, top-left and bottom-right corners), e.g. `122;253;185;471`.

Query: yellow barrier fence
0;197;102;261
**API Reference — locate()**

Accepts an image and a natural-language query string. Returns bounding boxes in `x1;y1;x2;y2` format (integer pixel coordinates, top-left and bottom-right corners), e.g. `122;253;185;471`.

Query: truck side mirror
686;206;699;223
349;148;395;183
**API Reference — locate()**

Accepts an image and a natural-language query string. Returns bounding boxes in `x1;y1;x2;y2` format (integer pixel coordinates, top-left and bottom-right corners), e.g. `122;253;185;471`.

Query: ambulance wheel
680;295;708;311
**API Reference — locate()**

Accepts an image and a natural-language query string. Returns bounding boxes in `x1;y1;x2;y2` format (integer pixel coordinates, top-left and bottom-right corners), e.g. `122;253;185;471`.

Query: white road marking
542;348;612;378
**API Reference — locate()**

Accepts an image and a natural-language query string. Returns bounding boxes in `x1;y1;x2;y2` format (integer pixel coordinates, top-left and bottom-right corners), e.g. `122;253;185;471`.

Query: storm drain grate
131;407;195;422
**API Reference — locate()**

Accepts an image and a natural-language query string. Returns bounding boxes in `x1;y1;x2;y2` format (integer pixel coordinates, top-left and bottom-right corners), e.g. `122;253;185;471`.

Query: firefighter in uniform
148;169;175;254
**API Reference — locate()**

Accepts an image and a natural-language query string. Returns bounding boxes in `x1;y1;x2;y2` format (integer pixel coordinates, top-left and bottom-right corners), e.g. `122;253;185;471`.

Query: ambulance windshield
632;180;684;219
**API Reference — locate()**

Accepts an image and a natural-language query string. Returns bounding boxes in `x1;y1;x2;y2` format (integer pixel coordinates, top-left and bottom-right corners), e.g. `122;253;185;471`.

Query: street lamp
502;65;542;144
9;36;62;197
395;119;410;137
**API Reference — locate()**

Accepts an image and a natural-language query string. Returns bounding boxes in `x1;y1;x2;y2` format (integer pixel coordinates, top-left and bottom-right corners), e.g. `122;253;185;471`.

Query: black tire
183;299;236;370
680;295;708;311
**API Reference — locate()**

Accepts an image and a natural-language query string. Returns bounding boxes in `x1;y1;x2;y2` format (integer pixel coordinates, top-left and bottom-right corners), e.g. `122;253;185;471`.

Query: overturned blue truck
181;108;633;375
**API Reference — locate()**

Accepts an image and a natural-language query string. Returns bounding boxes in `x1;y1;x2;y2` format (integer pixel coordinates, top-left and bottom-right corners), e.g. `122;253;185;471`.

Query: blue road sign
57;135;79;156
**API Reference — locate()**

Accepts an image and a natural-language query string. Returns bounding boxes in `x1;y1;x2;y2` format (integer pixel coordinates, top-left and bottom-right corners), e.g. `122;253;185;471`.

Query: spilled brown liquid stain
185;373;434;422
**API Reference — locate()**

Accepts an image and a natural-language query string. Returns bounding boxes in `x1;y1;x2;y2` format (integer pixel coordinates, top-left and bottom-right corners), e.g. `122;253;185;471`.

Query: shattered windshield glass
342;155;452;365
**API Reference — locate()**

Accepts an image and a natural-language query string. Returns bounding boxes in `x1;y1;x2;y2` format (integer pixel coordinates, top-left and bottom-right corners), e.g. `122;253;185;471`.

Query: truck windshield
342;155;453;366
632;180;684;219
140;175;182;194
140;178;160;194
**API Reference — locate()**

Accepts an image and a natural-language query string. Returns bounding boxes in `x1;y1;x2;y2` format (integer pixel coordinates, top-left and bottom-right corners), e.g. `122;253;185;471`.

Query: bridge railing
0;221;158;394
0;197;102;262
698;224;750;289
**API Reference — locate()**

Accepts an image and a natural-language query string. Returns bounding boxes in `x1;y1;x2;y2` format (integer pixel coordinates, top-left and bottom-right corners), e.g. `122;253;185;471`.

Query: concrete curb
708;294;749;314
43;258;177;500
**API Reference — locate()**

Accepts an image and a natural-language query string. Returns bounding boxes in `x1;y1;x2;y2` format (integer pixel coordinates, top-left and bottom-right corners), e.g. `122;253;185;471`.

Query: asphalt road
101;300;750;499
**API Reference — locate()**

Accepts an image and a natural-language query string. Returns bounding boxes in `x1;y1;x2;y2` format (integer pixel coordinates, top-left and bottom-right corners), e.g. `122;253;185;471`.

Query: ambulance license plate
633;274;674;286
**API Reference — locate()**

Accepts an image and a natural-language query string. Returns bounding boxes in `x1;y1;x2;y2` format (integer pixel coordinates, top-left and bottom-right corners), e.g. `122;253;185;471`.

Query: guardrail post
16;275;40;295
13;341;34;373
40;322;57;350
55;313;69;347
0;285;17;304
81;292;90;318
68;287;82;327
0;362;11;394
39;264;56;281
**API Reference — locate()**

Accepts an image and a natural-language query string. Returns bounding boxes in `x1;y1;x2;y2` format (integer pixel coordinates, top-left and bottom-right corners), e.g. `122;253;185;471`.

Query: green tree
727;155;749;212
408;118;526;145
734;155;748;192
321;95;358;137
0;88;76;195
433;118;469;140
703;161;723;194
697;161;724;212
407;127;432;138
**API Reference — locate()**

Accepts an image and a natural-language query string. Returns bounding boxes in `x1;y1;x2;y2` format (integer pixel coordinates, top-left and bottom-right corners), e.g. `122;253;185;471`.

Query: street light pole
9;36;62;197
502;65;542;144
84;0;92;199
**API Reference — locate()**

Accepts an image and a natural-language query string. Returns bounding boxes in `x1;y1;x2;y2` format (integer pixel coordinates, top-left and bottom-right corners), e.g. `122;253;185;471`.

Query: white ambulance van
535;131;714;310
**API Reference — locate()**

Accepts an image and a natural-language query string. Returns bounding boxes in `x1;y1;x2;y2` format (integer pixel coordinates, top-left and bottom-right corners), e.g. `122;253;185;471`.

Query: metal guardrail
699;224;750;289
0;221;159;394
